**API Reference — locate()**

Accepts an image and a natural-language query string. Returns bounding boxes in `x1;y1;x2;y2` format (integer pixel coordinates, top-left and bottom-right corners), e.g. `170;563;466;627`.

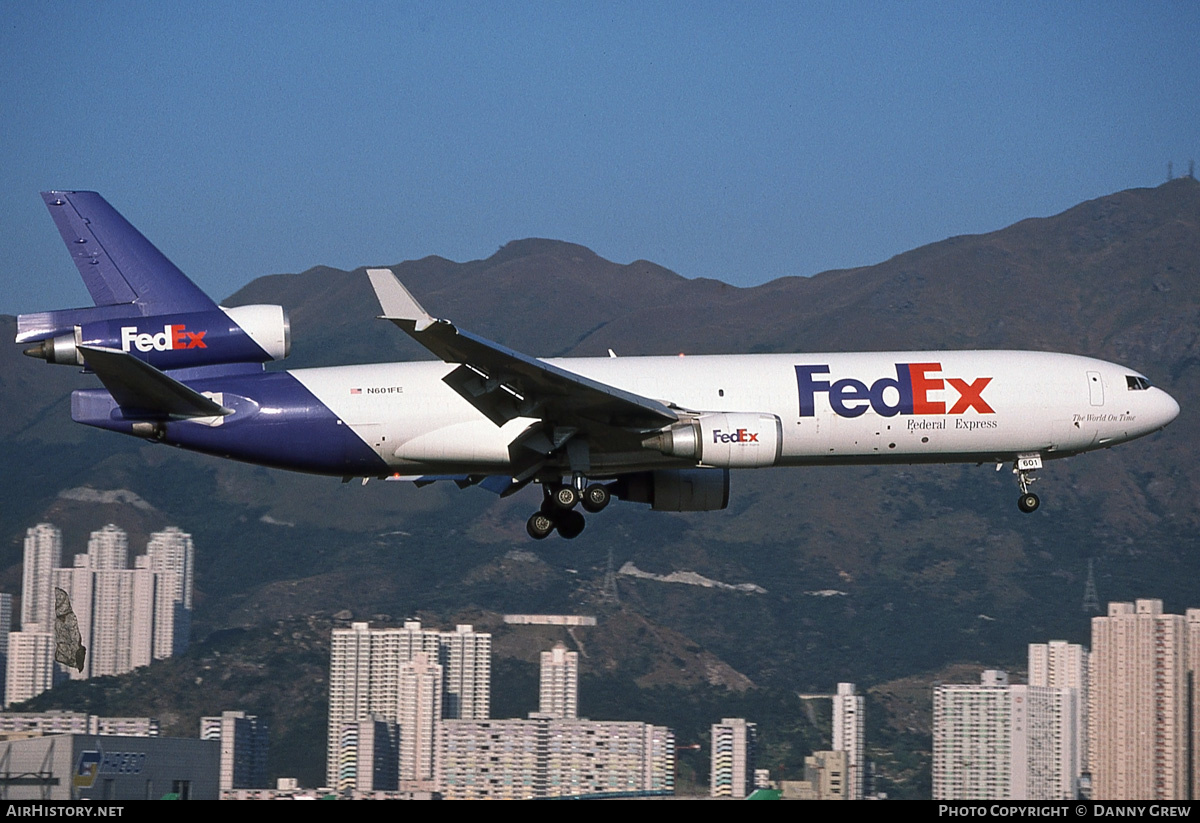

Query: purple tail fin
18;191;218;343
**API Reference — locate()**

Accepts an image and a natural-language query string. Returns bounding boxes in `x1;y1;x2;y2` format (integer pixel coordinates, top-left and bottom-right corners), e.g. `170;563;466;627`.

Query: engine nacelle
642;412;782;468
613;469;730;512
23;305;290;370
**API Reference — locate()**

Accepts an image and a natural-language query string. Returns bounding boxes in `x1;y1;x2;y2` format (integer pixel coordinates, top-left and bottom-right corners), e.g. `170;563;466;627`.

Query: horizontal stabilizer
78;345;232;419
17;305;143;345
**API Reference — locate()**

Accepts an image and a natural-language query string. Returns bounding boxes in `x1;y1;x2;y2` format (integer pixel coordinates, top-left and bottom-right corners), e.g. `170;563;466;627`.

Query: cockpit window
1126;375;1152;391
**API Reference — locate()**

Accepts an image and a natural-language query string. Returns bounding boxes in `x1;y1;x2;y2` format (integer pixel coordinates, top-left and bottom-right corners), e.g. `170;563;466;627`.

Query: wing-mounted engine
642;412;783;468
613;468;730;511
23;304;290;370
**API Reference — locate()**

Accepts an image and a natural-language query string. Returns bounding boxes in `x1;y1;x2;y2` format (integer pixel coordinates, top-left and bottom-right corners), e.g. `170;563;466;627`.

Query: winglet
367;269;435;332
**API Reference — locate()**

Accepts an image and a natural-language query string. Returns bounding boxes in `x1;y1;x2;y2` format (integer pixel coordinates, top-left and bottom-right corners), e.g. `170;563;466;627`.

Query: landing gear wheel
556;510;586;539
527;511;556;539
551;485;580;510
1017;493;1040;513
581;483;611;513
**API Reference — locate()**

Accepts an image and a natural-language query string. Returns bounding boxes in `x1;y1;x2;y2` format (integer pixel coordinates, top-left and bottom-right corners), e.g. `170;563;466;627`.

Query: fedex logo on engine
795;363;994;418
120;324;207;353
713;428;759;444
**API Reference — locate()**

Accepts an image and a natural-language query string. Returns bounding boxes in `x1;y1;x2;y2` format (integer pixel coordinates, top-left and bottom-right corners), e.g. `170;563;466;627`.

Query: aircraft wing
367;269;678;431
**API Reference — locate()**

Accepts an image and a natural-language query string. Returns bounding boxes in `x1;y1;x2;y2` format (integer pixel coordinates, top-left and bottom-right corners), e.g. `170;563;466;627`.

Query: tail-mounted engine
23;305;290;370
642;412;783;468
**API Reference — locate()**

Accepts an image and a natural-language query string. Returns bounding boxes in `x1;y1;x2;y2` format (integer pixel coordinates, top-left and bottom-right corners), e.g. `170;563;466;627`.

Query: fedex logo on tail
120;324;207;353
796;363;994;418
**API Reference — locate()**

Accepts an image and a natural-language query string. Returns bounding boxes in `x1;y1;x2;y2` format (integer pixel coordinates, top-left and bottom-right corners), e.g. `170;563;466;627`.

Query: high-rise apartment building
933;670;1078;800
1028;641;1088;778
145;527;194;657
711;717;757;798
4;631;55;707
54;526;153;679
439;717;674;799
832;681;864;800
326;620;491;790
12;524;196;699
1090;599;1188;800
1188;609;1200;801
398;652;442;791
933;670;1015;800
334;717;400;792
0;593;12;702
539;643;579;719
51;525;195;681
442;623;490;721
200;711;269;791
85;524;127;570
21;525;61;630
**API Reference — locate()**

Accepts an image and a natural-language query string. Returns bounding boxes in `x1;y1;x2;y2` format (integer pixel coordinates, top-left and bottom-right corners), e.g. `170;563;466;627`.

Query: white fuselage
288;350;1179;476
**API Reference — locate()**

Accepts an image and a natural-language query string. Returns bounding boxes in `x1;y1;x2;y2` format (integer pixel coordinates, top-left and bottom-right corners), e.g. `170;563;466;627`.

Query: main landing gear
526;477;612;540
1011;455;1042;514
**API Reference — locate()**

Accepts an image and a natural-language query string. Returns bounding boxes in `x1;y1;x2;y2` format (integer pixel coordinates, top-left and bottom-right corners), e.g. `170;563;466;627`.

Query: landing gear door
1086;371;1104;407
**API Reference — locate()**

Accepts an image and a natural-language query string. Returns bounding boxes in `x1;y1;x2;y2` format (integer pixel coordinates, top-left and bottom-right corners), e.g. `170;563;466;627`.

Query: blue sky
3;1;1197;314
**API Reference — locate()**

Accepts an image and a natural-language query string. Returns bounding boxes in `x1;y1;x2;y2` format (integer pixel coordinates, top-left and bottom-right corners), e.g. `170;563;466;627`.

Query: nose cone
1149;387;1180;431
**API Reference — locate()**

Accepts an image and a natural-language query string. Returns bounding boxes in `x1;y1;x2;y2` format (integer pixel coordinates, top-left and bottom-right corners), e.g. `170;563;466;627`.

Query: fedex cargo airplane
18;191;1180;539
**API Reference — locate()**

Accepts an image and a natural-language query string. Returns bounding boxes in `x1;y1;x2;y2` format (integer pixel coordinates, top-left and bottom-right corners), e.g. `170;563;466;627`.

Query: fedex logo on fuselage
795;363;994;418
120;324;207;353
713;428;759;444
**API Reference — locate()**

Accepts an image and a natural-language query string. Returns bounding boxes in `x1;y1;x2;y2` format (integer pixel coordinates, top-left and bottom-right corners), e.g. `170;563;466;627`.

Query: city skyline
9;514;1200;798
7;522;195;706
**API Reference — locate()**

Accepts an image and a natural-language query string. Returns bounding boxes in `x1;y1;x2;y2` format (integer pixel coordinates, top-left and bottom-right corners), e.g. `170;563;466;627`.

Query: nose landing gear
1012;454;1042;513
525;479;612;539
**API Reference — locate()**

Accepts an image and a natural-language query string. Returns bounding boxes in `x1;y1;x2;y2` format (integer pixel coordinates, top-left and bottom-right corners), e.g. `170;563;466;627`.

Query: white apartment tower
539;643;579;719
442;623;490;721
21;524;61;630
1028;640;1088;777
711;717;757;798
439;718;674;799
53;525;155;679
145;527;194;657
1090;599;1188;800
933;670;1016;800
326;620;491;790
4;631;55;707
398;652;442;791
0;593;11;701
1188;609;1200;801
933;670;1077;800
10;523;195;703
832;681;864;800
36;525;196;683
